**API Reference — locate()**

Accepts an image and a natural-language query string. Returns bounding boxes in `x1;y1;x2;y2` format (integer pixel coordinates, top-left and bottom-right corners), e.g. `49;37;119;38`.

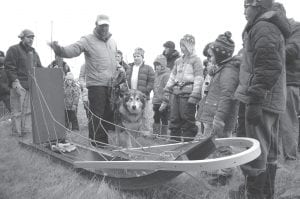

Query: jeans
241;108;280;176
10;88;31;135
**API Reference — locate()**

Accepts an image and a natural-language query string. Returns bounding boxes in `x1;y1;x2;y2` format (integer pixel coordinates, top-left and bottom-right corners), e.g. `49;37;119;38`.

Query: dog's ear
140;92;147;103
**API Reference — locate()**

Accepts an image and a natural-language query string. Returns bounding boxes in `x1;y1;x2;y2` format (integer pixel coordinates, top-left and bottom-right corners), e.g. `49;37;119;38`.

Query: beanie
203;42;212;58
133;47;145;58
153;55;167;68
180;34;195;54
244;0;274;9
18;29;34;39
163;41;175;50
211;31;235;63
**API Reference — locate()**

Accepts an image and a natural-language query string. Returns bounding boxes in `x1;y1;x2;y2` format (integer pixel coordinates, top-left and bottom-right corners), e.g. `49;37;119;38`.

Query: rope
163;184;197;199
29;72;188;160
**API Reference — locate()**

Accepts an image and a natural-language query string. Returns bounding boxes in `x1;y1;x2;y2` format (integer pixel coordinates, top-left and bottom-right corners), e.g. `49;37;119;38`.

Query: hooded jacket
234;10;291;113
52;29;118;88
198;56;240;131
164;53;203;103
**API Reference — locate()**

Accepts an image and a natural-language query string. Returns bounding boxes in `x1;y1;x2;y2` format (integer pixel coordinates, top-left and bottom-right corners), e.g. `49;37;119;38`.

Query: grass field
0;101;300;199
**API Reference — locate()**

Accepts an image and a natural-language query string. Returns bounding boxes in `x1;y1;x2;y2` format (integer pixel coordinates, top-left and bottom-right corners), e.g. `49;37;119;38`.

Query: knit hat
180;34;195;54
18;29;34;38
203;42;212;58
244;0;274;9
271;2;286;16
153;55;167;67
96;14;110;25
163;41;175;50
211;31;235;63
133;47;145;58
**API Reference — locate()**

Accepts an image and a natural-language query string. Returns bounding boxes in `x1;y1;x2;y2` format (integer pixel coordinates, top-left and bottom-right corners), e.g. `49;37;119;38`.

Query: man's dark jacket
235;10;291;114
5;42;42;90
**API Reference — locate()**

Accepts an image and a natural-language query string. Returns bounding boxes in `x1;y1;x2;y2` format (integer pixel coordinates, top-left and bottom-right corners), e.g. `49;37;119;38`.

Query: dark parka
5;42;42;90
126;62;155;99
0;67;10;96
234;11;291;113
198;56;241;132
285;18;300;86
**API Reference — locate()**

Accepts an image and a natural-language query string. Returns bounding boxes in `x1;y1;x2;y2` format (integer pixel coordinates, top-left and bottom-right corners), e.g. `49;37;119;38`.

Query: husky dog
115;89;146;148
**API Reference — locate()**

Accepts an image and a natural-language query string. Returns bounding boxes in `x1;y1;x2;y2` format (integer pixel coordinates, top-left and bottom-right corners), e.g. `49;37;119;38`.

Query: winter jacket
285;18;300;86
0;67;10;96
126;62;155;99
5;42;42;90
152;67;170;104
64;79;80;110
164;53;203;104
53;29;118;88
163;49;180;70
198;56;240;131
235;10;291;114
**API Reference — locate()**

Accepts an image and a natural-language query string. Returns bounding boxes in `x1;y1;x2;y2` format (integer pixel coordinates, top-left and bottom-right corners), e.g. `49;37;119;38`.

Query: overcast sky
1;0;299;77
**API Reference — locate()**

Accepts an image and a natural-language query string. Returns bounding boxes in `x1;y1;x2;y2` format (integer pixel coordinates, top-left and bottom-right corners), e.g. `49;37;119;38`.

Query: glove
47;41;61;55
12;80;25;95
246;103;263;126
159;102;168;112
212;118;225;138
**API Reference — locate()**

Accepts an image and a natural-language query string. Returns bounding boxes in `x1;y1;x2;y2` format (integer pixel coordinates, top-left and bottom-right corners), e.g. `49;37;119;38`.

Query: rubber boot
229;172;267;199
264;163;277;199
246;172;267;199
152;123;161;135
161;124;168;136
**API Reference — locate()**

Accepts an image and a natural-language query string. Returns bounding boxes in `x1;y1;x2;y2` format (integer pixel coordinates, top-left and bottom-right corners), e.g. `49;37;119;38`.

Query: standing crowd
1;0;300;198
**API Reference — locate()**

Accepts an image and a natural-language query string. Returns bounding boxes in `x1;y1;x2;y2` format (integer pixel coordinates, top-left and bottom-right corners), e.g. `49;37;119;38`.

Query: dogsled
19;55;261;190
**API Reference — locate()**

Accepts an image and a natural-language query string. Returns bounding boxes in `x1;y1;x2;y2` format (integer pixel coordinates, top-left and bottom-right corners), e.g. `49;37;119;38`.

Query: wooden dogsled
19;65;261;190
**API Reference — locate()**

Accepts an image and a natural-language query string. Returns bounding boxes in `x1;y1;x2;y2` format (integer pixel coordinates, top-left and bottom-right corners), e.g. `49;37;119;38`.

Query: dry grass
0;101;300;199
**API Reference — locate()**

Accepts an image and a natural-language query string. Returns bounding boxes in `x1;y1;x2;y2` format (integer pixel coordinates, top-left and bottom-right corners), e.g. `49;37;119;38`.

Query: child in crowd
161;34;203;142
152;55;170;136
64;72;80;131
197;31;241;186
